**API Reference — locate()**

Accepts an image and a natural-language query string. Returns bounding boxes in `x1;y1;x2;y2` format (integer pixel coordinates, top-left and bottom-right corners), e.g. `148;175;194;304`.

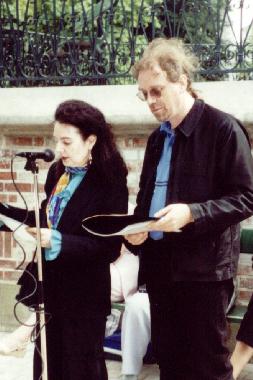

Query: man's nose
146;92;157;106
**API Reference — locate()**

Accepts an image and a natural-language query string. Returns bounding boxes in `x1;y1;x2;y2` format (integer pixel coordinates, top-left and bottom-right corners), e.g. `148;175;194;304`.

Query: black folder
82;214;157;236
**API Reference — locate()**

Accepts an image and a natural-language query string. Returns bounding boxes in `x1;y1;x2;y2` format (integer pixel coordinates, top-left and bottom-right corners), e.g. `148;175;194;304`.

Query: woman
230;294;253;379
230;231;253;379
0;99;128;380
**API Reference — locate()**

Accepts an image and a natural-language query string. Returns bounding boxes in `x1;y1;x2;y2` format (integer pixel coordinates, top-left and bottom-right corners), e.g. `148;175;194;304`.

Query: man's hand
27;227;52;248
124;232;148;245
152;203;194;232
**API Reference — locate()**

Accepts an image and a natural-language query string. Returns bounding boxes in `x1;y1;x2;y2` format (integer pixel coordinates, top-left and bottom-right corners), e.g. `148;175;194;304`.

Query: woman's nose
55;142;64;155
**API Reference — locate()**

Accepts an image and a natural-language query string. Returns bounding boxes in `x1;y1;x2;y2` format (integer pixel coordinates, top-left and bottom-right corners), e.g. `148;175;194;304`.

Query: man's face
137;64;185;124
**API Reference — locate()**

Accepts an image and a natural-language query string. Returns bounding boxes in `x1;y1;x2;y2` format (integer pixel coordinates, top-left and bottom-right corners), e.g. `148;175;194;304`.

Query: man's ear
179;74;188;90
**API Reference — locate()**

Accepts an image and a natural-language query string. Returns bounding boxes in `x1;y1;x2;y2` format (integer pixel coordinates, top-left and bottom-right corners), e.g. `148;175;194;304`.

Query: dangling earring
88;150;92;167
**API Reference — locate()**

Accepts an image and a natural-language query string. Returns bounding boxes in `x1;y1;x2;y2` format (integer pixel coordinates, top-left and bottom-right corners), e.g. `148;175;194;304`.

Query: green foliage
0;0;252;86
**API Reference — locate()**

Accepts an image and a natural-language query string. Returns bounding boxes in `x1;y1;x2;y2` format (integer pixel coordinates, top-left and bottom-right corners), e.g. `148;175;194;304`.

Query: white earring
88;150;92;167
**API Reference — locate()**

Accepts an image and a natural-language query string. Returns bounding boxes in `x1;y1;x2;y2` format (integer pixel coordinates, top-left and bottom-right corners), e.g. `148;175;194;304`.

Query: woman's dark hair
54;99;127;184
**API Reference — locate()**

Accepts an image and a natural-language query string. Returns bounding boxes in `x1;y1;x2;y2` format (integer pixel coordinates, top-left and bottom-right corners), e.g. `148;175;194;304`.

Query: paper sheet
0;212;37;251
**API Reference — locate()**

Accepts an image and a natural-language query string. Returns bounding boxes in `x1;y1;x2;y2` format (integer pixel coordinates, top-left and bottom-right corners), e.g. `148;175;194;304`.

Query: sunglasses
136;86;165;102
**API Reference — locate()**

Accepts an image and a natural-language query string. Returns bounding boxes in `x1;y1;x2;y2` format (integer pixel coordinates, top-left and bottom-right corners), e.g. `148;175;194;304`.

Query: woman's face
53;121;96;167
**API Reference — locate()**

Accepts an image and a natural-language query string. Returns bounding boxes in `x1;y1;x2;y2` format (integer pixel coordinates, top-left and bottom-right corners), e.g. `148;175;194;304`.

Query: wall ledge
0;81;252;136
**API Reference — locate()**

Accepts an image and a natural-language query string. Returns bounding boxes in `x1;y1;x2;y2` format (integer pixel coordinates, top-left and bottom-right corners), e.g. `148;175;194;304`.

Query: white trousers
121;292;151;375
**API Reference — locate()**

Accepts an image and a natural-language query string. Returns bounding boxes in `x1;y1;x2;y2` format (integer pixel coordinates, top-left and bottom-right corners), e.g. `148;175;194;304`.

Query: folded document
82;214;157;237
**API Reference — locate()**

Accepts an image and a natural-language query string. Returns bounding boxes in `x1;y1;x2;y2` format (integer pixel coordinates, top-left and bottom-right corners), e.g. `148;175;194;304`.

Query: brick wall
0;133;51;283
0;129;253;306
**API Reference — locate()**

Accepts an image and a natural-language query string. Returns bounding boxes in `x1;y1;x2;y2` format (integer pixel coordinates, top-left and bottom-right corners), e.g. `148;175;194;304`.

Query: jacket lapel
56;169;98;233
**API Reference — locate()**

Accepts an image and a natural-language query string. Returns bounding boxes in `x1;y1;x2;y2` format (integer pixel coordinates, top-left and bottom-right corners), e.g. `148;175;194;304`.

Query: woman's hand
26;227;52;248
152;203;194;232
124;232;148;245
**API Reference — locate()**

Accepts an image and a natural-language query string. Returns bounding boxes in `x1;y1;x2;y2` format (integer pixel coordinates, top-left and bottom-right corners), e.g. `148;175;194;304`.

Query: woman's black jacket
0;162;128;316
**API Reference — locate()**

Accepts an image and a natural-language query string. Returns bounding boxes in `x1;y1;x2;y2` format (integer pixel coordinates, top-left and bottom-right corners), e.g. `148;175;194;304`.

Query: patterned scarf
46;167;87;229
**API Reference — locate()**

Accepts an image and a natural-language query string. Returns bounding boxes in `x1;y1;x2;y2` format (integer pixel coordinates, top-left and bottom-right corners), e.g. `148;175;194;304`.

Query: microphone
16;149;55;162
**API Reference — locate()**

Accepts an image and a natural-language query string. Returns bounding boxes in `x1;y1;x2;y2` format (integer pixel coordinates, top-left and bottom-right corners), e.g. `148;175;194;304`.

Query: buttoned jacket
131;99;253;291
1;162;128;316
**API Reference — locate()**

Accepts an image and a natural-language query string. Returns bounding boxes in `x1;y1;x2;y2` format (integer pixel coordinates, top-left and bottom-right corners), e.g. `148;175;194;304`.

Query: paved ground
0;333;159;380
0;333;252;380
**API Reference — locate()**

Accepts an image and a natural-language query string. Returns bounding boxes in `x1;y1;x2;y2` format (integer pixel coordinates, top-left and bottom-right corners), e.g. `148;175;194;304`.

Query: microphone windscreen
44;149;55;162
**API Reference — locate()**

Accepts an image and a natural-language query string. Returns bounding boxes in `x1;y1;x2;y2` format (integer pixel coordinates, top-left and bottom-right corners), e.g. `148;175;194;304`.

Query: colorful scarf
46;167;87;229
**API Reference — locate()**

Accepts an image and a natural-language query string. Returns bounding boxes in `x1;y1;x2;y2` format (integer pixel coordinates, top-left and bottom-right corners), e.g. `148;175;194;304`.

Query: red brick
0;259;17;270
0;271;4;280
237;264;253;276
38;184;45;193
239;277;253;289
0;235;3;256
0;162;10;169
0;194;8;202
5;183;31;192
133;138;147;147
0;150;13;158
4;233;12;257
8;194;17;202
7;136;33;146
33;137;44;146
0;183;4;191
0;172;16;180
237;290;252;304
3;270;20;282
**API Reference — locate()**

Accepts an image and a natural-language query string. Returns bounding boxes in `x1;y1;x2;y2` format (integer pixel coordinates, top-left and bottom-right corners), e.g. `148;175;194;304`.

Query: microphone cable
9;156;50;380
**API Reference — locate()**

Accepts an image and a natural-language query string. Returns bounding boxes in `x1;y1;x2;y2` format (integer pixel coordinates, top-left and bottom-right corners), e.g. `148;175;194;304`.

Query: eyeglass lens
137;87;163;101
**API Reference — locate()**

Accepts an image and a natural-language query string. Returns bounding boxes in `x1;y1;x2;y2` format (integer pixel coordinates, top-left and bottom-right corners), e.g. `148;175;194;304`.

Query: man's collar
176;99;205;137
160;121;173;135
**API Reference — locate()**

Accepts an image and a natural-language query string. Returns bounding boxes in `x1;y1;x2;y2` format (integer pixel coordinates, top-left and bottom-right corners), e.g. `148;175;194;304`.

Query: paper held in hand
82;214;158;237
0;213;37;251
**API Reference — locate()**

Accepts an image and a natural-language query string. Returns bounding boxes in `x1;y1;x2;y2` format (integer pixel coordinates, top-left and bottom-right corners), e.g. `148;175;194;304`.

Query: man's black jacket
128;99;253;293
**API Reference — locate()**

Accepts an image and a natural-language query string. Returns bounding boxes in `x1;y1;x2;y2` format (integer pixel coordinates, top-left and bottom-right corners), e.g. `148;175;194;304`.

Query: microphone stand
24;157;48;380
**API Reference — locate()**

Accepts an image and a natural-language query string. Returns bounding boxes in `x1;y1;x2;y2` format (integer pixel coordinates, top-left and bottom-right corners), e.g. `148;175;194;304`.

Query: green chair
240;227;253;253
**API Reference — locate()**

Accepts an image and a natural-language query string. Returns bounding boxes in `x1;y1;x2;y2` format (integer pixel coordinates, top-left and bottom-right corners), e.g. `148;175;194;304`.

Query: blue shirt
45;167;87;261
149;122;175;240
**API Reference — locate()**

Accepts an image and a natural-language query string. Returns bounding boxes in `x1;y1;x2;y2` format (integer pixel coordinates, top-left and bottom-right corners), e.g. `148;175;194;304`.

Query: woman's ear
88;134;97;149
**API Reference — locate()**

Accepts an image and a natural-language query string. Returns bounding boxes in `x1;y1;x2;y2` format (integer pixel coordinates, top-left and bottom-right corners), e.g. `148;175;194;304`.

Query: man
125;37;253;380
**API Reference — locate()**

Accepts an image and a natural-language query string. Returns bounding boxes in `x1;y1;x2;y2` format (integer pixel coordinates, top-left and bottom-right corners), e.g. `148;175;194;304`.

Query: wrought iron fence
0;0;253;87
